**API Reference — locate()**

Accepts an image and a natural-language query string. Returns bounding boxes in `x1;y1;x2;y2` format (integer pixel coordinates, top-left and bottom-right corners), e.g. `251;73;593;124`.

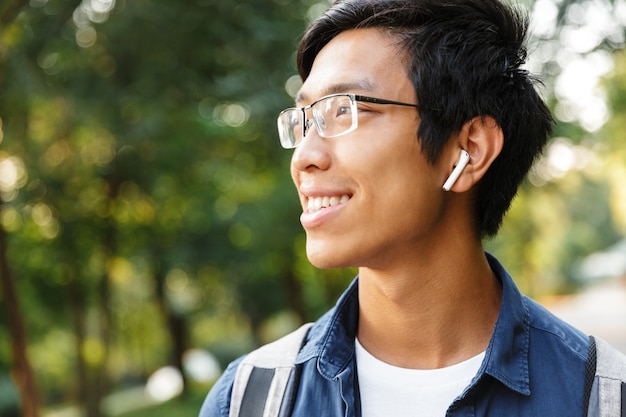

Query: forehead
297;28;412;105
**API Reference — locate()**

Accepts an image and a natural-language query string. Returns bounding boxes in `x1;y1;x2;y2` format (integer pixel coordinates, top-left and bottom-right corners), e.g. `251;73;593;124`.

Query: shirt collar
299;253;531;395
297;277;360;380
480;253;531;395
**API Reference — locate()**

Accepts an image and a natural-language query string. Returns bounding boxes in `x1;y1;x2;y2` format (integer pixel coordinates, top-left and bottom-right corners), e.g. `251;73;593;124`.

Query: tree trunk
0;205;40;417
0;0;30;29
0;3;40;413
82;177;119;417
66;265;89;416
153;259;188;393
77;176;118;417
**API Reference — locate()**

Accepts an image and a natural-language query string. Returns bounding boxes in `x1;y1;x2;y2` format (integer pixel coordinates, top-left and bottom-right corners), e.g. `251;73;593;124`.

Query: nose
290;123;332;174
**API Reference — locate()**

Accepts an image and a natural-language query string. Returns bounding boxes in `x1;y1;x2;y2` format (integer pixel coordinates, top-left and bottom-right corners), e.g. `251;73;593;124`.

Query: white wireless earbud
442;150;470;191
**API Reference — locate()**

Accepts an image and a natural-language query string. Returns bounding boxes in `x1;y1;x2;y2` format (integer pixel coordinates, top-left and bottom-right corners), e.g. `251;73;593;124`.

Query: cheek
360;143;442;220
357;138;434;192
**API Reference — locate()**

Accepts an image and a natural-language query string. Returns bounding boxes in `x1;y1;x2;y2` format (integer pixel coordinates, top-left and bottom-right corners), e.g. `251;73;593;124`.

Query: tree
1;0;314;413
0;2;44;416
2;0;626;414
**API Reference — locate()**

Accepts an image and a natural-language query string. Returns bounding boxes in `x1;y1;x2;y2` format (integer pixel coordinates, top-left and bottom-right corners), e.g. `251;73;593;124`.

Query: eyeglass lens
277;94;358;148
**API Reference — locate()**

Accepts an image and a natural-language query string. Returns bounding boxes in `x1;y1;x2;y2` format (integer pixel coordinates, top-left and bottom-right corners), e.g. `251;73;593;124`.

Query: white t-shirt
355;338;485;417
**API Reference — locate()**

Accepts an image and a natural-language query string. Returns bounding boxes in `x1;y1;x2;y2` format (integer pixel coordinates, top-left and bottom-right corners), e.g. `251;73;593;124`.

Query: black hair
297;0;554;238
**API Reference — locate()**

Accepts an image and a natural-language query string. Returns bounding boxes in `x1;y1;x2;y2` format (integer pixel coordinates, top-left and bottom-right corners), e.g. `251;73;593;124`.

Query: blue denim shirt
200;254;591;416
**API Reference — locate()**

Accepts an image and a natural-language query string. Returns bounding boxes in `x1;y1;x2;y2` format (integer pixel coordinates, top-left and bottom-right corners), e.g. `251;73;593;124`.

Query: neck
356;243;501;370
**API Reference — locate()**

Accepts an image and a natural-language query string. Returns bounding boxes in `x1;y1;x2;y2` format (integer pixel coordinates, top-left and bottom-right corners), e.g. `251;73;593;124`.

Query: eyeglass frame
277;93;428;149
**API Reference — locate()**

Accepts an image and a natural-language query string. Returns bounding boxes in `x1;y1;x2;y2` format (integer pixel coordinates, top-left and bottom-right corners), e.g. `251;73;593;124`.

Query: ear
443;116;503;192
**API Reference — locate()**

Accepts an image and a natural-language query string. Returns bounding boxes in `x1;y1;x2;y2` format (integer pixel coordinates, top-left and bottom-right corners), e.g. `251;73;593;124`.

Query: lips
306;194;351;213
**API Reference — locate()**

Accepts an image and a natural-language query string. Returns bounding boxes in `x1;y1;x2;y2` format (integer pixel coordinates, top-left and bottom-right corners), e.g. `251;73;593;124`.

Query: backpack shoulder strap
585;336;626;417
583;336;597;417
229;323;313;417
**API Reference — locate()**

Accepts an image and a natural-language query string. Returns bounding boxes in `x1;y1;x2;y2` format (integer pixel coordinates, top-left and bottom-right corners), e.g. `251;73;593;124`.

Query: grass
115;389;207;417
42;383;213;417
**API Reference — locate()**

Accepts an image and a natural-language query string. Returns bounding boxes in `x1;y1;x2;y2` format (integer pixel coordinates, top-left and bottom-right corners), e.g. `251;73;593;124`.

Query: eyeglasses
277;93;420;149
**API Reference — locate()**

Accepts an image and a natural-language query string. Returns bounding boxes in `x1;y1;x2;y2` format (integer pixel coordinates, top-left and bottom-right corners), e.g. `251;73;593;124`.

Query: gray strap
229;323;313;417
621;382;626;417
239;368;275;416
584;337;597;417
588;337;626;417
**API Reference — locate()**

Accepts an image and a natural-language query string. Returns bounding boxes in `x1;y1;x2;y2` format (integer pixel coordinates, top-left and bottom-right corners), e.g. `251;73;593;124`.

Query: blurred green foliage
0;0;625;415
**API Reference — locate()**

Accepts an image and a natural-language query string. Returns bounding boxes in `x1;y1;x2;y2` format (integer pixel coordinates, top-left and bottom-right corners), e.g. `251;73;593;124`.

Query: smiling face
290;28;450;270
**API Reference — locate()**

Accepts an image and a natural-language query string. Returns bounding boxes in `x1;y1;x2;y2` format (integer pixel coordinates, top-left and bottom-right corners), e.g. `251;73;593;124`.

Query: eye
336;105;352;117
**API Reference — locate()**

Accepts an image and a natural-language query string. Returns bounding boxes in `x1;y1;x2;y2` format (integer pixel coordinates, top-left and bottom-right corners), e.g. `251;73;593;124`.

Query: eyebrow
295;79;378;105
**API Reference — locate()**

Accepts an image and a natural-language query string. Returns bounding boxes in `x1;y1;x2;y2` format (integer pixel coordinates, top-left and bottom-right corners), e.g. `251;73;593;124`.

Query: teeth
307;194;350;213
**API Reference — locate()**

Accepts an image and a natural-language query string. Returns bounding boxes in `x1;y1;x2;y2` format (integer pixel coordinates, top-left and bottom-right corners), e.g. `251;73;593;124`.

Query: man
200;0;625;416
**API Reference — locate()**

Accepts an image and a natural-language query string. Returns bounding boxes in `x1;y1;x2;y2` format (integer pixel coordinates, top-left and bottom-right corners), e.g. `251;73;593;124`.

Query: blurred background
1;0;626;415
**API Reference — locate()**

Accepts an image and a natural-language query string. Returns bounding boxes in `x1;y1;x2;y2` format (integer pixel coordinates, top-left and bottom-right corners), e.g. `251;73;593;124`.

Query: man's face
290;28;448;270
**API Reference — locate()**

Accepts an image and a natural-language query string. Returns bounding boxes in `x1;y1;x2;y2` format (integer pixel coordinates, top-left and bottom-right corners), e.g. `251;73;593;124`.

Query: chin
306;243;352;270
